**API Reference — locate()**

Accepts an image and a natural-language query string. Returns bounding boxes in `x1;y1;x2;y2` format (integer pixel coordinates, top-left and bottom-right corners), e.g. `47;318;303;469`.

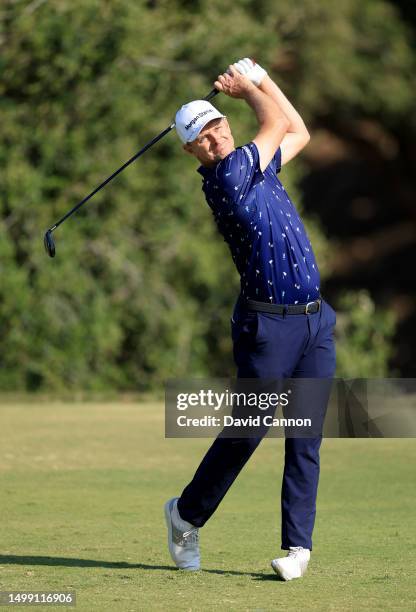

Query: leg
281;437;322;550
178;437;262;527
281;300;336;550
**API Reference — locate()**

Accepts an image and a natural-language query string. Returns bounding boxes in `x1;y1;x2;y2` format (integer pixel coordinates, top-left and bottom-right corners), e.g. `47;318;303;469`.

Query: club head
44;230;56;257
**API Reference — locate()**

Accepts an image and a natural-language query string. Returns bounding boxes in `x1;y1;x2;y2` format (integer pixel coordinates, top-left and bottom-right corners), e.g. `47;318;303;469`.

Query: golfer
165;59;336;580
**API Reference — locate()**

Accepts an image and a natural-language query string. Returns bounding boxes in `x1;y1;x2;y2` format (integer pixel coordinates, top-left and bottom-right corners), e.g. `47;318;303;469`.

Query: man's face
183;118;235;167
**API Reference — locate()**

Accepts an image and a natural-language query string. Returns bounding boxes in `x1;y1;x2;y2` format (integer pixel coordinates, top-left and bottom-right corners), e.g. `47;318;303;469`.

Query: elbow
280;115;291;133
300;129;310;149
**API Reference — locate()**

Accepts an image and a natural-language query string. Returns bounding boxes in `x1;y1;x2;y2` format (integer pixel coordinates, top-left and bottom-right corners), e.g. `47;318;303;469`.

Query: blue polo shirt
197;142;320;304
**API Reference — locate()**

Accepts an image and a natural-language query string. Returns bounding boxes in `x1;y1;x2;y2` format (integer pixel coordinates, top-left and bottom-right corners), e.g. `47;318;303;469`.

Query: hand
214;64;255;99
233;57;267;87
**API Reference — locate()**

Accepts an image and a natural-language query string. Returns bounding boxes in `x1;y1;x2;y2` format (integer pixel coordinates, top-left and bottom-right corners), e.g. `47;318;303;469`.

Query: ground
0;399;415;611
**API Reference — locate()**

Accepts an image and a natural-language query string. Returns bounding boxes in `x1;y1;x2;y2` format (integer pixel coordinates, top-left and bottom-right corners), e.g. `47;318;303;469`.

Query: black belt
247;298;321;315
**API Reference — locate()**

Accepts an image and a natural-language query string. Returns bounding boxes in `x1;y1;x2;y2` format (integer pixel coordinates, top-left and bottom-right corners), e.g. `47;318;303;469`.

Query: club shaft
49;88;219;232
51;123;174;231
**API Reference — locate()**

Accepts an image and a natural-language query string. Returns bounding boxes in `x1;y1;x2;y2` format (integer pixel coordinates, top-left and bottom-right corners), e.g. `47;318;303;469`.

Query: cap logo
184;108;214;130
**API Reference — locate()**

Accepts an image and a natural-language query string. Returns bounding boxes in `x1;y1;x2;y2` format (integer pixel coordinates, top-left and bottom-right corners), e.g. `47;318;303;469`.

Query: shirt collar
197;164;215;177
196;148;236;177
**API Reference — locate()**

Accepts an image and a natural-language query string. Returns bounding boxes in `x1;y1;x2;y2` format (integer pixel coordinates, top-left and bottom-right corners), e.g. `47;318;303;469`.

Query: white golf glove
233;57;267;86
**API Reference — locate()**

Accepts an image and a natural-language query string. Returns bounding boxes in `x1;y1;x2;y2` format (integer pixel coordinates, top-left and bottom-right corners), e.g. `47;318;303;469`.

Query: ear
183;143;193;155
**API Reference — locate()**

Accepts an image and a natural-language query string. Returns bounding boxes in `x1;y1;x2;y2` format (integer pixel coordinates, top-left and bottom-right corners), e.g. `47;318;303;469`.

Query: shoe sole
164;497;199;571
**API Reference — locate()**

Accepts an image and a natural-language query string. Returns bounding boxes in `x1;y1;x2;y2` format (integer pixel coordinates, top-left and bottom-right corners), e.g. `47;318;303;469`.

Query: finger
228;64;238;76
214;80;224;91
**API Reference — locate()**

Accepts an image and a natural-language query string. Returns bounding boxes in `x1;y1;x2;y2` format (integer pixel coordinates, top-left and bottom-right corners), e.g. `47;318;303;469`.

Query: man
165;59;336;580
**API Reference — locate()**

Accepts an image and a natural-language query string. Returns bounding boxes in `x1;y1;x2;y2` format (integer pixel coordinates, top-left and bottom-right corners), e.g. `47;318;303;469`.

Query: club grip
204;88;219;101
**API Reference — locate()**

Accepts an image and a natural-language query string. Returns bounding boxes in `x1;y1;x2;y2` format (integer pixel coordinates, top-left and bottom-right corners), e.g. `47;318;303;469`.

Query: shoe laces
288;547;304;558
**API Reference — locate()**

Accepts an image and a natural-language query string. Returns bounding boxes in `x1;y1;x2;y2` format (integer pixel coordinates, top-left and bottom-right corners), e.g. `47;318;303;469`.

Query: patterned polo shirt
197;142;320;304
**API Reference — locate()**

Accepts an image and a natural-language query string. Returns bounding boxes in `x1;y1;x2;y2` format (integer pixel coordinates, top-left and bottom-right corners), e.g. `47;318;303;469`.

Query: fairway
1;400;415;611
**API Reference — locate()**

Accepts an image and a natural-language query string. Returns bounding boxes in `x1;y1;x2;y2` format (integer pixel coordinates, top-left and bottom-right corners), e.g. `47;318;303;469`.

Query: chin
214;149;231;162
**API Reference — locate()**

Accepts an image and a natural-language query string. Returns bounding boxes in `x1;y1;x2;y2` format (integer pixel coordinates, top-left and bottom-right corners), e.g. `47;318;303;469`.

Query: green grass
0;399;415;611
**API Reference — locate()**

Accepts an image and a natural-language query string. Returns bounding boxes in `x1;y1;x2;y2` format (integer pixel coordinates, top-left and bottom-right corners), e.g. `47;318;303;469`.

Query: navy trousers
178;298;336;550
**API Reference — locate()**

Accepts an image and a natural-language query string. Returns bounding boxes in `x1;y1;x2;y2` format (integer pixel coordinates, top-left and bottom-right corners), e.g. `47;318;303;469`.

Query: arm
258;74;310;166
214;65;290;172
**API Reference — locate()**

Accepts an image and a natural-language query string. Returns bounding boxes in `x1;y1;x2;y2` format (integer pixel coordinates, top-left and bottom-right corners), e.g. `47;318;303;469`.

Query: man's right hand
214;65;256;99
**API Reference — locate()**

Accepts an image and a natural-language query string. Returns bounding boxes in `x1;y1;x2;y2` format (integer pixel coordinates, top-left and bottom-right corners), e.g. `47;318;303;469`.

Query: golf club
43;88;219;257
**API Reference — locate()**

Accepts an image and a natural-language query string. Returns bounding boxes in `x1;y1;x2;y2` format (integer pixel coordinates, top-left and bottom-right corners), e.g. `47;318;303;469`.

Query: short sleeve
214;142;264;204
268;146;282;175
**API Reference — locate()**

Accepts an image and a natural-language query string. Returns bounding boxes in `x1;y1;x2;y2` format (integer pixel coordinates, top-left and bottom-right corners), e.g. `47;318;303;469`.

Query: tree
1;0;412;390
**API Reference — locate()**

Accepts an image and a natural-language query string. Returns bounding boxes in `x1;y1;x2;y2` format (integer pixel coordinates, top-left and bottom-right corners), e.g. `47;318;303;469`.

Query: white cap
175;100;225;144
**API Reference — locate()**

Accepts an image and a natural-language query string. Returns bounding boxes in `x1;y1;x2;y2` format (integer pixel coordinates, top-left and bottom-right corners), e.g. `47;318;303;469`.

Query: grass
0;399;415;611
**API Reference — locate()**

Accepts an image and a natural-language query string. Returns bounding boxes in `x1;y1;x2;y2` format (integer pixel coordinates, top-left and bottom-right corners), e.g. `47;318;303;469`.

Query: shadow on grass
0;555;279;580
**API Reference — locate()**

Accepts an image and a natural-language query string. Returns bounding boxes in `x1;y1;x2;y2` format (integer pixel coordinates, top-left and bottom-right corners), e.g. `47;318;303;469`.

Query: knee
285;437;322;462
227;436;263;455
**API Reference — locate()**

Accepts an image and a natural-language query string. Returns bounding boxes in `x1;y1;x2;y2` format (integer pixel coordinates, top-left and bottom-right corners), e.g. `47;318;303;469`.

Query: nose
209;134;224;149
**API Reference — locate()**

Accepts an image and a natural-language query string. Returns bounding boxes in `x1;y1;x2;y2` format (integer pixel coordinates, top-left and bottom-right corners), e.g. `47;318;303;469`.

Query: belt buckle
305;301;316;314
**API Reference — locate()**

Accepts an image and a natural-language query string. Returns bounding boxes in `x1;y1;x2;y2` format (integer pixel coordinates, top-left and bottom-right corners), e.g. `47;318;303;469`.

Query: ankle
172;501;195;531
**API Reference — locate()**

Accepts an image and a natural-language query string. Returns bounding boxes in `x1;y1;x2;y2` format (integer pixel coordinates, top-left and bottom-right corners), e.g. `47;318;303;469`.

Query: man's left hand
233;58;267;87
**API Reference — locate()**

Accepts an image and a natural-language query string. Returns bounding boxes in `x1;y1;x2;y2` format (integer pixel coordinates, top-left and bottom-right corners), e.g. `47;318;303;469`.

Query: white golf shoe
271;547;310;581
164;497;200;571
